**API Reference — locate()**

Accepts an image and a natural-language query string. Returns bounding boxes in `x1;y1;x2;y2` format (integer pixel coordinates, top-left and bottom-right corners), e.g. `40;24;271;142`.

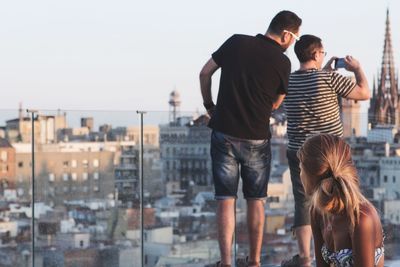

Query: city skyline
0;97;400;266
0;1;399;113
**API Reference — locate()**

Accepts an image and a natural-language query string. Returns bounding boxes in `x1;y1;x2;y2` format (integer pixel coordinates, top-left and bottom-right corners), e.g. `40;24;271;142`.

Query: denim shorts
210;130;271;200
287;149;311;227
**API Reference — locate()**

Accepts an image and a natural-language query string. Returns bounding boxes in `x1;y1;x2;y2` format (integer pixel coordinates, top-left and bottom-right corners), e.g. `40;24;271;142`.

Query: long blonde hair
298;134;369;230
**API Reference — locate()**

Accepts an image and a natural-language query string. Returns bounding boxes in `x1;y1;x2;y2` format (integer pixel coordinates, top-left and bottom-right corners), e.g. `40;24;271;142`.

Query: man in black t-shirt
199;10;302;267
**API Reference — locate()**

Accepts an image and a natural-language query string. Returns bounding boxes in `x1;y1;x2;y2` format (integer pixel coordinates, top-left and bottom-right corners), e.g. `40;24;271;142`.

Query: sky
0;0;399;114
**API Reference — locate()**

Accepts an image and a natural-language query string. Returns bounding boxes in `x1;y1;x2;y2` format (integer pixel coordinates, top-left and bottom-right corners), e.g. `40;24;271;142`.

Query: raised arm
199;58;219;115
343;55;371;101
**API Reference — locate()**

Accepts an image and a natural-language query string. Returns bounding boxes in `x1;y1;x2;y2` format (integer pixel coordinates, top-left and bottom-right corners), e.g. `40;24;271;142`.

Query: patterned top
321;245;384;267
284;69;355;150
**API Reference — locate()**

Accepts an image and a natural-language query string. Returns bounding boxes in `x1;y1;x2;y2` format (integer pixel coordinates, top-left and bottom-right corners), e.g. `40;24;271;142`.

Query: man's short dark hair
294;35;323;63
268;10;302;35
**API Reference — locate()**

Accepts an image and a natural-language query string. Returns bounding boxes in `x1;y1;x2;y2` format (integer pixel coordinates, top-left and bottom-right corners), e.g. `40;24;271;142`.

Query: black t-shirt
209;34;291;140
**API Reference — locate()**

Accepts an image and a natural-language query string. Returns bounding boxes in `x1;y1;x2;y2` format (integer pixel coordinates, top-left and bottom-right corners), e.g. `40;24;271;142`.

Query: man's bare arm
199;58;219;111
344;56;371;101
272;94;286;111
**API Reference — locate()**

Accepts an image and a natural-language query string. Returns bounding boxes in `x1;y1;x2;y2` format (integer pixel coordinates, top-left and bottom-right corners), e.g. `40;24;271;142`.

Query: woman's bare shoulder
357;203;383;240
359;202;380;223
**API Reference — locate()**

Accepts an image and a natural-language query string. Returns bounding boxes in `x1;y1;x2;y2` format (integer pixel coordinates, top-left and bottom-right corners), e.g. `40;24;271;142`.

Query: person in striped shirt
281;34;370;267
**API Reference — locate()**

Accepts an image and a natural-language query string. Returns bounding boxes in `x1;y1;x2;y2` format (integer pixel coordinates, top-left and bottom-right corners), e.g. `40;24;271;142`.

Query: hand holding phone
343;56;361;72
334;58;346;69
322;57;337;71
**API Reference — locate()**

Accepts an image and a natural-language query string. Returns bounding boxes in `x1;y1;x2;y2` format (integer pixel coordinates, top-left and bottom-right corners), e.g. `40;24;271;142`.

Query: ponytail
299;134;370;231
311;173;367;231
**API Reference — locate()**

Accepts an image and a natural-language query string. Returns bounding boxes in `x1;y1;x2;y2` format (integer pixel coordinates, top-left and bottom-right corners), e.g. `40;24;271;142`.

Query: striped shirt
284;69;355;151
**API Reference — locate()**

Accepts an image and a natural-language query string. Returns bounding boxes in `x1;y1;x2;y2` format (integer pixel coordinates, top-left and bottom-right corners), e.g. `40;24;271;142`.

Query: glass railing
0;109;33;267
1;108;400;266
144;111;218;267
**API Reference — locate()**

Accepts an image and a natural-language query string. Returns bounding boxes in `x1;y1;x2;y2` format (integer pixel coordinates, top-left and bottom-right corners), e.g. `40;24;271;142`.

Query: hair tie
321;170;333;180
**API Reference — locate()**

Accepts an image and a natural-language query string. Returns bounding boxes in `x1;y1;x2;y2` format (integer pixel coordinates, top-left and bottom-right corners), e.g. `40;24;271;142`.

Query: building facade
341;98;362;137
114;142;139;205
0;138;16;191
160;115;212;191
14;143;116;205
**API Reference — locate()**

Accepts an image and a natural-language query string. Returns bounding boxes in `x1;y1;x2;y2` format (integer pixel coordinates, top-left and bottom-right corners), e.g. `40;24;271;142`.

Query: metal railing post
27;109;38;267
136;111;146;267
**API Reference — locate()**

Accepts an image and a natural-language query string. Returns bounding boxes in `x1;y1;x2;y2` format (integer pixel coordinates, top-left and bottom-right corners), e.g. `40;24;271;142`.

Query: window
82;159;89;168
63;161;69;168
82;173;88;181
1;164;7;173
49;173;55;182
63;173;69;181
71;173;77;181
93;186;99;192
18;162;23;168
49;187;55;196
384;175;388;183
83;186;88;193
63;186;69;193
0;151;7;161
267;196;280;203
17;188;24;196
93;159;99;167
71;160;77;168
393;176;396;183
93;172;99;180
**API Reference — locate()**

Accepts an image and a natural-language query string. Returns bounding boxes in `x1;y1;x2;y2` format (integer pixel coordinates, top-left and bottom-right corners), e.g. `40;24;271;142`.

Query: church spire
380;8;396;102
369;8;399;127
372;75;376;97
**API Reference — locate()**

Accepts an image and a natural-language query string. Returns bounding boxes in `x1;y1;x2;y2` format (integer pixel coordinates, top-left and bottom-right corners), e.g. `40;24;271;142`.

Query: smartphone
334;58;346;69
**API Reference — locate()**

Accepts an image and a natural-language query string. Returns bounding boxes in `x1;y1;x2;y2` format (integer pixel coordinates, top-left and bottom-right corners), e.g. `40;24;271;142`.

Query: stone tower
369;9;400;128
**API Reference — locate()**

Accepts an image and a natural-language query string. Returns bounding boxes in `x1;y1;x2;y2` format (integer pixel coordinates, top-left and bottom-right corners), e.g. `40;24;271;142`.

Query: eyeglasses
283;30;300;41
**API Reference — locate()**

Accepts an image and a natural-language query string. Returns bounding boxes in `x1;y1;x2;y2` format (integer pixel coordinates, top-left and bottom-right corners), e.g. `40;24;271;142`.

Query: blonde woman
298;134;384;267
